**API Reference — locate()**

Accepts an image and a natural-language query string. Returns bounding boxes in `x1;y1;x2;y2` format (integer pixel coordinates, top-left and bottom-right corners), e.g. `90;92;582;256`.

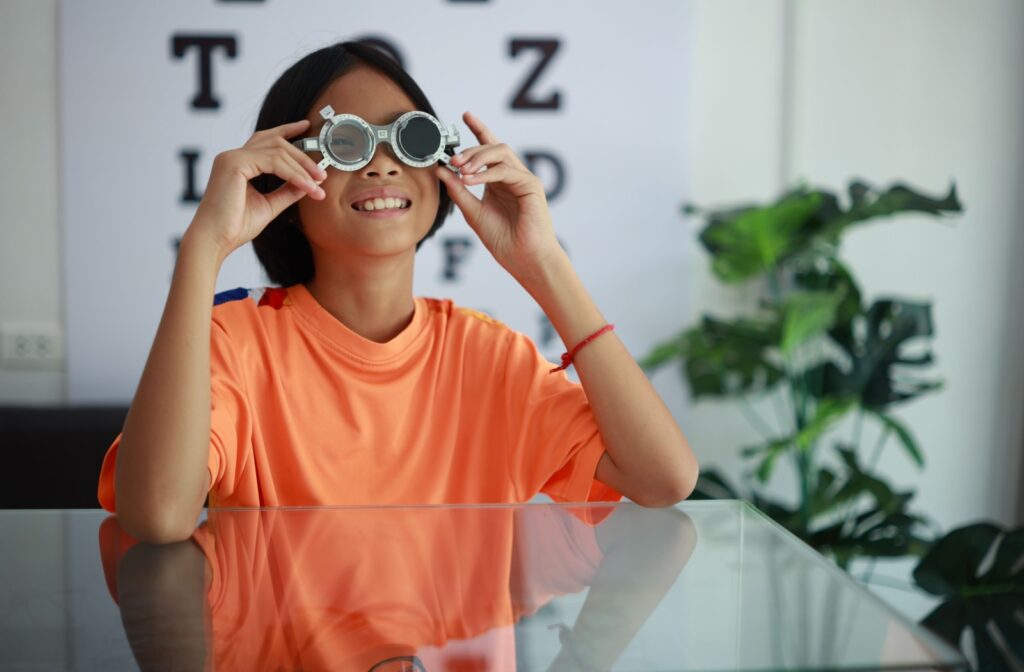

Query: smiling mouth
350;197;413;213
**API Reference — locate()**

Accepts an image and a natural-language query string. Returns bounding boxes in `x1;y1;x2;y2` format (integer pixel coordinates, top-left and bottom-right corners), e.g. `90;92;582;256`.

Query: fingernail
316;187;325;198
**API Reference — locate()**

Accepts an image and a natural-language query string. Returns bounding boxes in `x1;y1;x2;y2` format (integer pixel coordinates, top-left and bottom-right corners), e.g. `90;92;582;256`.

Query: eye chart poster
60;0;694;402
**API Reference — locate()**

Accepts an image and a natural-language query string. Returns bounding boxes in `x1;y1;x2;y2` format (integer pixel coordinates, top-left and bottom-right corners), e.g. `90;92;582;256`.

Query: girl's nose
363;144;403;177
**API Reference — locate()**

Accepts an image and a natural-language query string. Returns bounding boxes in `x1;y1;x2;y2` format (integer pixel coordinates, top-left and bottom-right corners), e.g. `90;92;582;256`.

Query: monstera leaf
696;191;823;283
803;299;943;409
803;445;934;567
640;316;784;399
794;257;863;329
831;180;961;237
779;289;846;354
652;178;961;576
689;180;961;286
914;523;1024;671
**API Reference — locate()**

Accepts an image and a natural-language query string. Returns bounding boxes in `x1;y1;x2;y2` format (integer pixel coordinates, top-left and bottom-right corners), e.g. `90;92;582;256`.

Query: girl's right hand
187;119;326;259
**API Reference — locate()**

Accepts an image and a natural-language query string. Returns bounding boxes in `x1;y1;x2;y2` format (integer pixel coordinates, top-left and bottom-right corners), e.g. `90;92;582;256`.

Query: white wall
787;0;1024;536
0;0;63;403
1;0;1020;538
681;0;1024;534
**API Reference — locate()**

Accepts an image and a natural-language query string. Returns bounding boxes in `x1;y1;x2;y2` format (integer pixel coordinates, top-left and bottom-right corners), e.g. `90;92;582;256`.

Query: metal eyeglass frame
293;105;461;174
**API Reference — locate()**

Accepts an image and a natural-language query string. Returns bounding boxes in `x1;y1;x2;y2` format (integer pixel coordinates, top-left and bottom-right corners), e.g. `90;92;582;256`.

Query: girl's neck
303;249;416;344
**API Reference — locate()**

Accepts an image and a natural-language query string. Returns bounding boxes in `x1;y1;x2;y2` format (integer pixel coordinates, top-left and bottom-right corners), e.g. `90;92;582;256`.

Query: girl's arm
518;250;698;506
437;112;698;506
116;120;326;543
115;233;221;543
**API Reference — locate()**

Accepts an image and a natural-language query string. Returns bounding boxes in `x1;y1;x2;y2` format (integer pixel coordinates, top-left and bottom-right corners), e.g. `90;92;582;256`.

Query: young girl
97;40;699;543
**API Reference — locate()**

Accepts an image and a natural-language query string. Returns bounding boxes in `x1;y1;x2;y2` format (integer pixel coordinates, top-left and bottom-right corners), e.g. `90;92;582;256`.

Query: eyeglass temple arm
439;123;461;173
293;138;319;152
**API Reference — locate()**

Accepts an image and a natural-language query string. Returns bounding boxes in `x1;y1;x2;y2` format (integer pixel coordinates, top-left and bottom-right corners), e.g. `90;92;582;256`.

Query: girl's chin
321;228;430;257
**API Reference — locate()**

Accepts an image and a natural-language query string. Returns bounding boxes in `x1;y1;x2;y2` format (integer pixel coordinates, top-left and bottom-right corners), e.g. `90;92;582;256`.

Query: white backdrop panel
60;0;694;403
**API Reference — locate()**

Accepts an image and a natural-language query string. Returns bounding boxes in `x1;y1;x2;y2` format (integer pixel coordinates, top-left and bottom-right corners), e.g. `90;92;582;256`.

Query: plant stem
859;557;878;584
771;267;812;534
771;387;790;434
868;427;892;472
850;408;863;449
795;448;811;535
738;395;776;440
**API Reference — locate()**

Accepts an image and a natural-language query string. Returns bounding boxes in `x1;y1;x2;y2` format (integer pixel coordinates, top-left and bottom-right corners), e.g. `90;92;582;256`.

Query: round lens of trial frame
397;116;441;161
327;121;373;164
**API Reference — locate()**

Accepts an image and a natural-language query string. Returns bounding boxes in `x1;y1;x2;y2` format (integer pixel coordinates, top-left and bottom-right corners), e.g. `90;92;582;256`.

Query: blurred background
1;0;1021;630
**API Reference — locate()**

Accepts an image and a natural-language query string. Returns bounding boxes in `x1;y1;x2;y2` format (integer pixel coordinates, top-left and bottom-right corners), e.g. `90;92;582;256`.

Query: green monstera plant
643;178;960;567
643;179;1024;669
913;521;1024;670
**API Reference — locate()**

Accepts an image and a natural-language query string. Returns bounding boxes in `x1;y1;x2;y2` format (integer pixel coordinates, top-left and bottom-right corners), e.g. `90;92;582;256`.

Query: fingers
253;149;325;200
436;165;483;223
450;111;528;174
250;118;311;142
463;111;500;145
264;182;309;219
247;125;326;183
276;135;328;183
450;144;525;176
459;163;537;195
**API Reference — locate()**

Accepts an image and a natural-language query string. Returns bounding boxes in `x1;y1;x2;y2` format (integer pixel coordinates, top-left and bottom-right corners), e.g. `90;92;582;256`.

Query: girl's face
295;65;441;258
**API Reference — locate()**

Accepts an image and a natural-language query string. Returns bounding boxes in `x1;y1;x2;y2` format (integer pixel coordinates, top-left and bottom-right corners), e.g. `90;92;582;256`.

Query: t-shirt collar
286;283;428;364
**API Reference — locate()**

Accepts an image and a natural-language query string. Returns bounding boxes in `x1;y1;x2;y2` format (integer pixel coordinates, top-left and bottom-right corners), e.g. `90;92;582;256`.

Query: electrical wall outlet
0;323;64;370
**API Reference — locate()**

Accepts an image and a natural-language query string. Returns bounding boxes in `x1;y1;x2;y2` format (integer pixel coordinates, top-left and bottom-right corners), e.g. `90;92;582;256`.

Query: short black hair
250;40;454;287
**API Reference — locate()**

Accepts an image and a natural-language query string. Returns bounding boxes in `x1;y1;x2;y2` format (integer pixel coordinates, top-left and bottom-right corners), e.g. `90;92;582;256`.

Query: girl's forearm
115;228;224;543
519;251;699;505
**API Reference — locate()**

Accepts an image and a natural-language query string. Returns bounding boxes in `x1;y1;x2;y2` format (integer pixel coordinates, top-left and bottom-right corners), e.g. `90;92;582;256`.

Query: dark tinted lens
397;116;441;161
327;121;372;163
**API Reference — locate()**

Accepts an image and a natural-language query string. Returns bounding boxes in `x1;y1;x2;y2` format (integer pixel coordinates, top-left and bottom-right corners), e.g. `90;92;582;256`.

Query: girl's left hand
436;111;564;283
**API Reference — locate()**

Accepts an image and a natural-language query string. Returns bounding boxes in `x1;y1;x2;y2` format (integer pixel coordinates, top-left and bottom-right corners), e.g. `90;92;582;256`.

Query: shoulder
211;286;293;333
421;296;516;340
213;286;291;311
420;298;551;378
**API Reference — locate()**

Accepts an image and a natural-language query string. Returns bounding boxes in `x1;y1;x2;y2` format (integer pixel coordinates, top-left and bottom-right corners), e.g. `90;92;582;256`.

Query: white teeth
355;197;409;212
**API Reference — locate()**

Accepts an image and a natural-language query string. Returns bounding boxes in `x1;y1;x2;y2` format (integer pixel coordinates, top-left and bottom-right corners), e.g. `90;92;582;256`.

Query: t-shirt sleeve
502;330;622;504
96;316;252;512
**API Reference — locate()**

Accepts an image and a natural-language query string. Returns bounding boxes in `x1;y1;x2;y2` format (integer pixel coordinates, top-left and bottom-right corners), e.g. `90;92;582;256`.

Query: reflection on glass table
0;501;967;671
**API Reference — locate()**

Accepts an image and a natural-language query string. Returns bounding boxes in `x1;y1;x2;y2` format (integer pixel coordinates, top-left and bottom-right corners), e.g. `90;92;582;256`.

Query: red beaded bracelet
549;324;616;373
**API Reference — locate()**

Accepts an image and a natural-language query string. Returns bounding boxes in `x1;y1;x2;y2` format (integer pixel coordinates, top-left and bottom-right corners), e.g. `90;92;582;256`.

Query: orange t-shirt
97;284;621;511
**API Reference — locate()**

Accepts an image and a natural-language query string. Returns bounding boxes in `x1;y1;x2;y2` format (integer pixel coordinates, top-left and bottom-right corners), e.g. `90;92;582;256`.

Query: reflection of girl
102;505;697;671
104;506;592;671
97;40;699;543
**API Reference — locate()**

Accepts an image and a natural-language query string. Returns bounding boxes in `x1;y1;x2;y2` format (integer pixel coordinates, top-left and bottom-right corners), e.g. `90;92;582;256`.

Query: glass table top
0;500;966;671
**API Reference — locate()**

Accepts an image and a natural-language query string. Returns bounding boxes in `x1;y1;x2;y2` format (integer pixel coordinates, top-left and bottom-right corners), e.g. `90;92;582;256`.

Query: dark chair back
0;406;128;508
